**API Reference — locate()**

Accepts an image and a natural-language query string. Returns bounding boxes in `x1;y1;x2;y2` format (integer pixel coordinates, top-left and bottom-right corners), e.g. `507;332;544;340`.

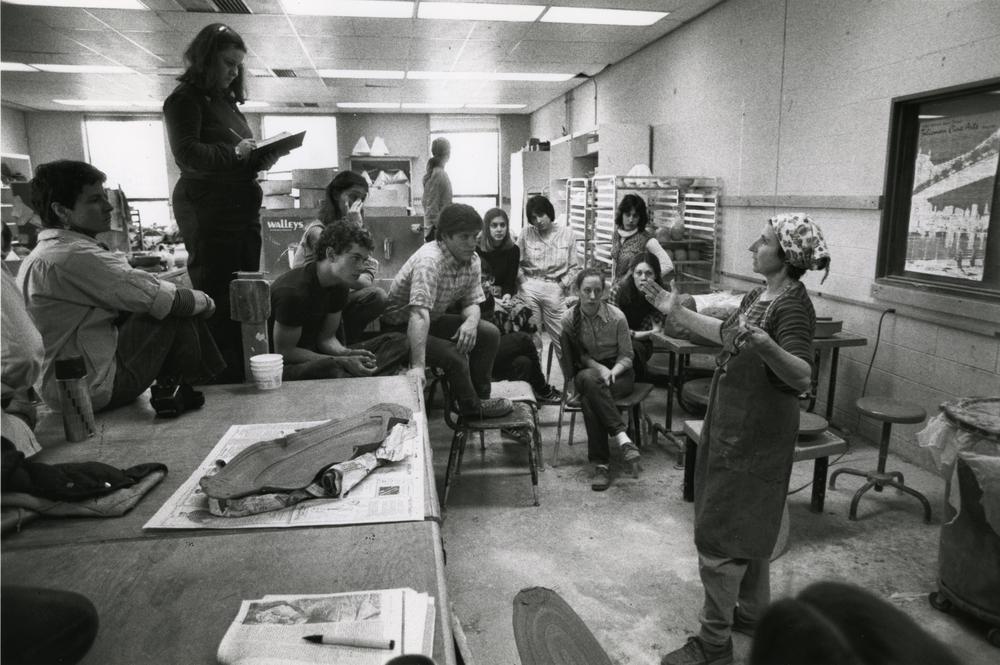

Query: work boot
591;464;611;492
150;383;185;418
462;397;513;419
660;636;733;665
179;384;205;410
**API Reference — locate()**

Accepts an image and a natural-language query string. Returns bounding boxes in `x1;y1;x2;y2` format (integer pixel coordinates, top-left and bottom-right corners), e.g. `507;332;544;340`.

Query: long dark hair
613;252;661;329
564;268;606;368
479;207;513;251
423;137;450;187
615;194;648;231
178;23;248;102
750;581;961;665
320;171;369;224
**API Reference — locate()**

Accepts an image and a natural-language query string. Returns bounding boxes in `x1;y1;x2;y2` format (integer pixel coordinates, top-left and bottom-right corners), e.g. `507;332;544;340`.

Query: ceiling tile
86;8;173;31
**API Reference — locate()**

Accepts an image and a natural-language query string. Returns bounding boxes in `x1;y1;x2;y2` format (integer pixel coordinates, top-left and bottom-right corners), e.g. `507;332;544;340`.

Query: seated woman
559;268;639;492
476;207;520;305
290;171;385;344
610;194;673;283
517;195;580;359
606;252;664;381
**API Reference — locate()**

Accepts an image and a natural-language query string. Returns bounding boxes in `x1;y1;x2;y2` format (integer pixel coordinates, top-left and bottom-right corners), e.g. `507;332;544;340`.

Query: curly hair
30;160;107;229
314;220;374;260
319;171;369;225
614;193;648;231
178;23;248;103
612;252;661;330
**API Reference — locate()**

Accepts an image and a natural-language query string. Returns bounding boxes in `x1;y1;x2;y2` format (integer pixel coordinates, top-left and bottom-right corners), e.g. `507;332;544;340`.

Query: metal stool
830;396;931;522
553;382;653;466
441;380;540;508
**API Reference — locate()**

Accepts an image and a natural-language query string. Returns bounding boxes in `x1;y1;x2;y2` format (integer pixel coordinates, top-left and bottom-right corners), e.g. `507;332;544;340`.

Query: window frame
428;129;501;211
875;77;1000;306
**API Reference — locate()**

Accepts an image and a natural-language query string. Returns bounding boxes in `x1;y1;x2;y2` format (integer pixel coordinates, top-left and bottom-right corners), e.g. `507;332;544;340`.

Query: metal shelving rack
590;175;720;292
565;177;593;268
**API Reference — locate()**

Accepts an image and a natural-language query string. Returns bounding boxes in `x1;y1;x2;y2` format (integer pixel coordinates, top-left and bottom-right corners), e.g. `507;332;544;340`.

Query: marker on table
302;635;395;650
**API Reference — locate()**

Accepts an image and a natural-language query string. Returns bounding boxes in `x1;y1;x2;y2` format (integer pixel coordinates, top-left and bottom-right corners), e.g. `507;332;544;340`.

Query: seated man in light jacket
17;160;225;417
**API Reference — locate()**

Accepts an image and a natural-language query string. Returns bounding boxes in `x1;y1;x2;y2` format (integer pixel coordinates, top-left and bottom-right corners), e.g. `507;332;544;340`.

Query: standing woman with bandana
646;214;830;665
164;23;283;382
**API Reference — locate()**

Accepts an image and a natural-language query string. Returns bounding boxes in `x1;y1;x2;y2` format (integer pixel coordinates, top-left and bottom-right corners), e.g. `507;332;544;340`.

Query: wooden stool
830;397;931;523
553;383;653;466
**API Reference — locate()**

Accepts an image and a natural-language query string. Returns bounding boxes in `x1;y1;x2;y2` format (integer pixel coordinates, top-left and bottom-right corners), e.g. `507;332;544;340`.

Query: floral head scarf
769;213;831;284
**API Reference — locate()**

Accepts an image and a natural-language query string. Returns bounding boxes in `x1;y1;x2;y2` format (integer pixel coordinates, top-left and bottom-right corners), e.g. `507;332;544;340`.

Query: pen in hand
302;635;395;650
228;127;244;141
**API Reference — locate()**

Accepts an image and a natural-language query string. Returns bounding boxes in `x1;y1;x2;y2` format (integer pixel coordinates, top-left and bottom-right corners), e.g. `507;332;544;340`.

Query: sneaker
535;384;563;405
501;427;532;445
591;464;611;492
660;636;733;665
462;397;513;419
732;611;757;637
150;384;184;418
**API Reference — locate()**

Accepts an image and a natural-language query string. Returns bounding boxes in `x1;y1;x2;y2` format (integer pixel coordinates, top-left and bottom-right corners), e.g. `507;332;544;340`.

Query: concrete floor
429;358;997;665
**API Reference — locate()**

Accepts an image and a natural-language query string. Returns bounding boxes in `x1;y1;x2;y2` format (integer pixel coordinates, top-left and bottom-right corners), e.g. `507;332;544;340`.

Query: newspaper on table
144;413;426;530
217;587;435;665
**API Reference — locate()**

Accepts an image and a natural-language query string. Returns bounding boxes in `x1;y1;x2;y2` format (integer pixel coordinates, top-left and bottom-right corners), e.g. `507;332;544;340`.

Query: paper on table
143;414;426;530
217;589;404;665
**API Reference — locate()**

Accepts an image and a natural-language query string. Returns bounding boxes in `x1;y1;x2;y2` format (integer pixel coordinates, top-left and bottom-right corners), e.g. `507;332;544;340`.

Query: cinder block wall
531;0;1000;470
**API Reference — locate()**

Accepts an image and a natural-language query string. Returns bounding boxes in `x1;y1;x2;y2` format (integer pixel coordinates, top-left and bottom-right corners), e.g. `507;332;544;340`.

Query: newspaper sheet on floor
217;587;435;665
144;414;425;529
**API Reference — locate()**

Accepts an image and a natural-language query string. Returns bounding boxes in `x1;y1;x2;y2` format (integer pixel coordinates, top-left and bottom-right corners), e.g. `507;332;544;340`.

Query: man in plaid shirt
382;204;512;419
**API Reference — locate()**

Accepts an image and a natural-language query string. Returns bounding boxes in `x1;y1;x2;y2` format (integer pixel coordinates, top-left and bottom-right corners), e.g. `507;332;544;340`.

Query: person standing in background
422;137;452;242
164;23;284;383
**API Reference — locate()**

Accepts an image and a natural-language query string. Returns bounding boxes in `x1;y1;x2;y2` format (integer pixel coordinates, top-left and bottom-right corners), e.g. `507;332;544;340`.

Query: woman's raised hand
640;278;679;315
346;199;365;224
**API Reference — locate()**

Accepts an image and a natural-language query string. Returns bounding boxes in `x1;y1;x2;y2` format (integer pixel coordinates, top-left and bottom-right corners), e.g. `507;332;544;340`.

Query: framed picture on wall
877;77;1000;301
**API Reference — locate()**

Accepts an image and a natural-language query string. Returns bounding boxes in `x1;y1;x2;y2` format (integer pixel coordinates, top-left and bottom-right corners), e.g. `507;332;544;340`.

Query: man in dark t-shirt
270;222;407;381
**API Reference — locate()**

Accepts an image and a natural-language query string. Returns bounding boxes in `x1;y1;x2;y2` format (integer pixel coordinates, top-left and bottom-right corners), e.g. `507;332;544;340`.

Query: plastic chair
553;382;654;466
829;396;931;522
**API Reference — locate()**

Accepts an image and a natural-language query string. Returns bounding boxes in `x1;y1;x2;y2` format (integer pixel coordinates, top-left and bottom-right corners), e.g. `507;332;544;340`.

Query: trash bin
918;397;1000;648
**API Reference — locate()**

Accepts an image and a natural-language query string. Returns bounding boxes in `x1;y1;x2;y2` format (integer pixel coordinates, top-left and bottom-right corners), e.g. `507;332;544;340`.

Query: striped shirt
727;283;815;393
561;302;634;370
381;240;485;325
517;224;580;290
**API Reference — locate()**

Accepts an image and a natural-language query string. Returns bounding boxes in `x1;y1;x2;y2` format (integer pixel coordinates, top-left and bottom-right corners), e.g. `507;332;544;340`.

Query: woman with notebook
164;23;284;383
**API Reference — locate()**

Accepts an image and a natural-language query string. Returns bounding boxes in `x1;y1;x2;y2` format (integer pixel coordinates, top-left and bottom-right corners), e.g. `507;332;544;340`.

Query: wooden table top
2;376;455;665
652;330;867;354
2;521;451;664
7;376;438;550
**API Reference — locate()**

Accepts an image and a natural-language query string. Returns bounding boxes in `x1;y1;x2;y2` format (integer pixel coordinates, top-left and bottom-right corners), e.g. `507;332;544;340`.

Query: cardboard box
292;168;336;188
261;180;293;195
263;195;295;209
367;183;409;208
297;187;326;210
259;208;316;277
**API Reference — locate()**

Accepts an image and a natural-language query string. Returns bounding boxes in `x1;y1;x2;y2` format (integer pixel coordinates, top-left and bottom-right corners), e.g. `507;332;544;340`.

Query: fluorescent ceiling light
318;69;405;79
338;102;401;109
281;0;413;18
32;63;136;74
541;6;667;26
417;2;543;22
248;68;273;77
156;66;185;76
1;62;39;72
918;115;945;119
239;101;270;108
4;0;147;8
402;102;463;109
466;103;526;109
407;70;572;82
54;98;156;106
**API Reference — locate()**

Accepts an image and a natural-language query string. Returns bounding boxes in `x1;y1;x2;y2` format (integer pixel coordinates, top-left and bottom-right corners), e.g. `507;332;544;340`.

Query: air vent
272;69;297;78
302;102;319;108
210;0;252;14
276;102;320;108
